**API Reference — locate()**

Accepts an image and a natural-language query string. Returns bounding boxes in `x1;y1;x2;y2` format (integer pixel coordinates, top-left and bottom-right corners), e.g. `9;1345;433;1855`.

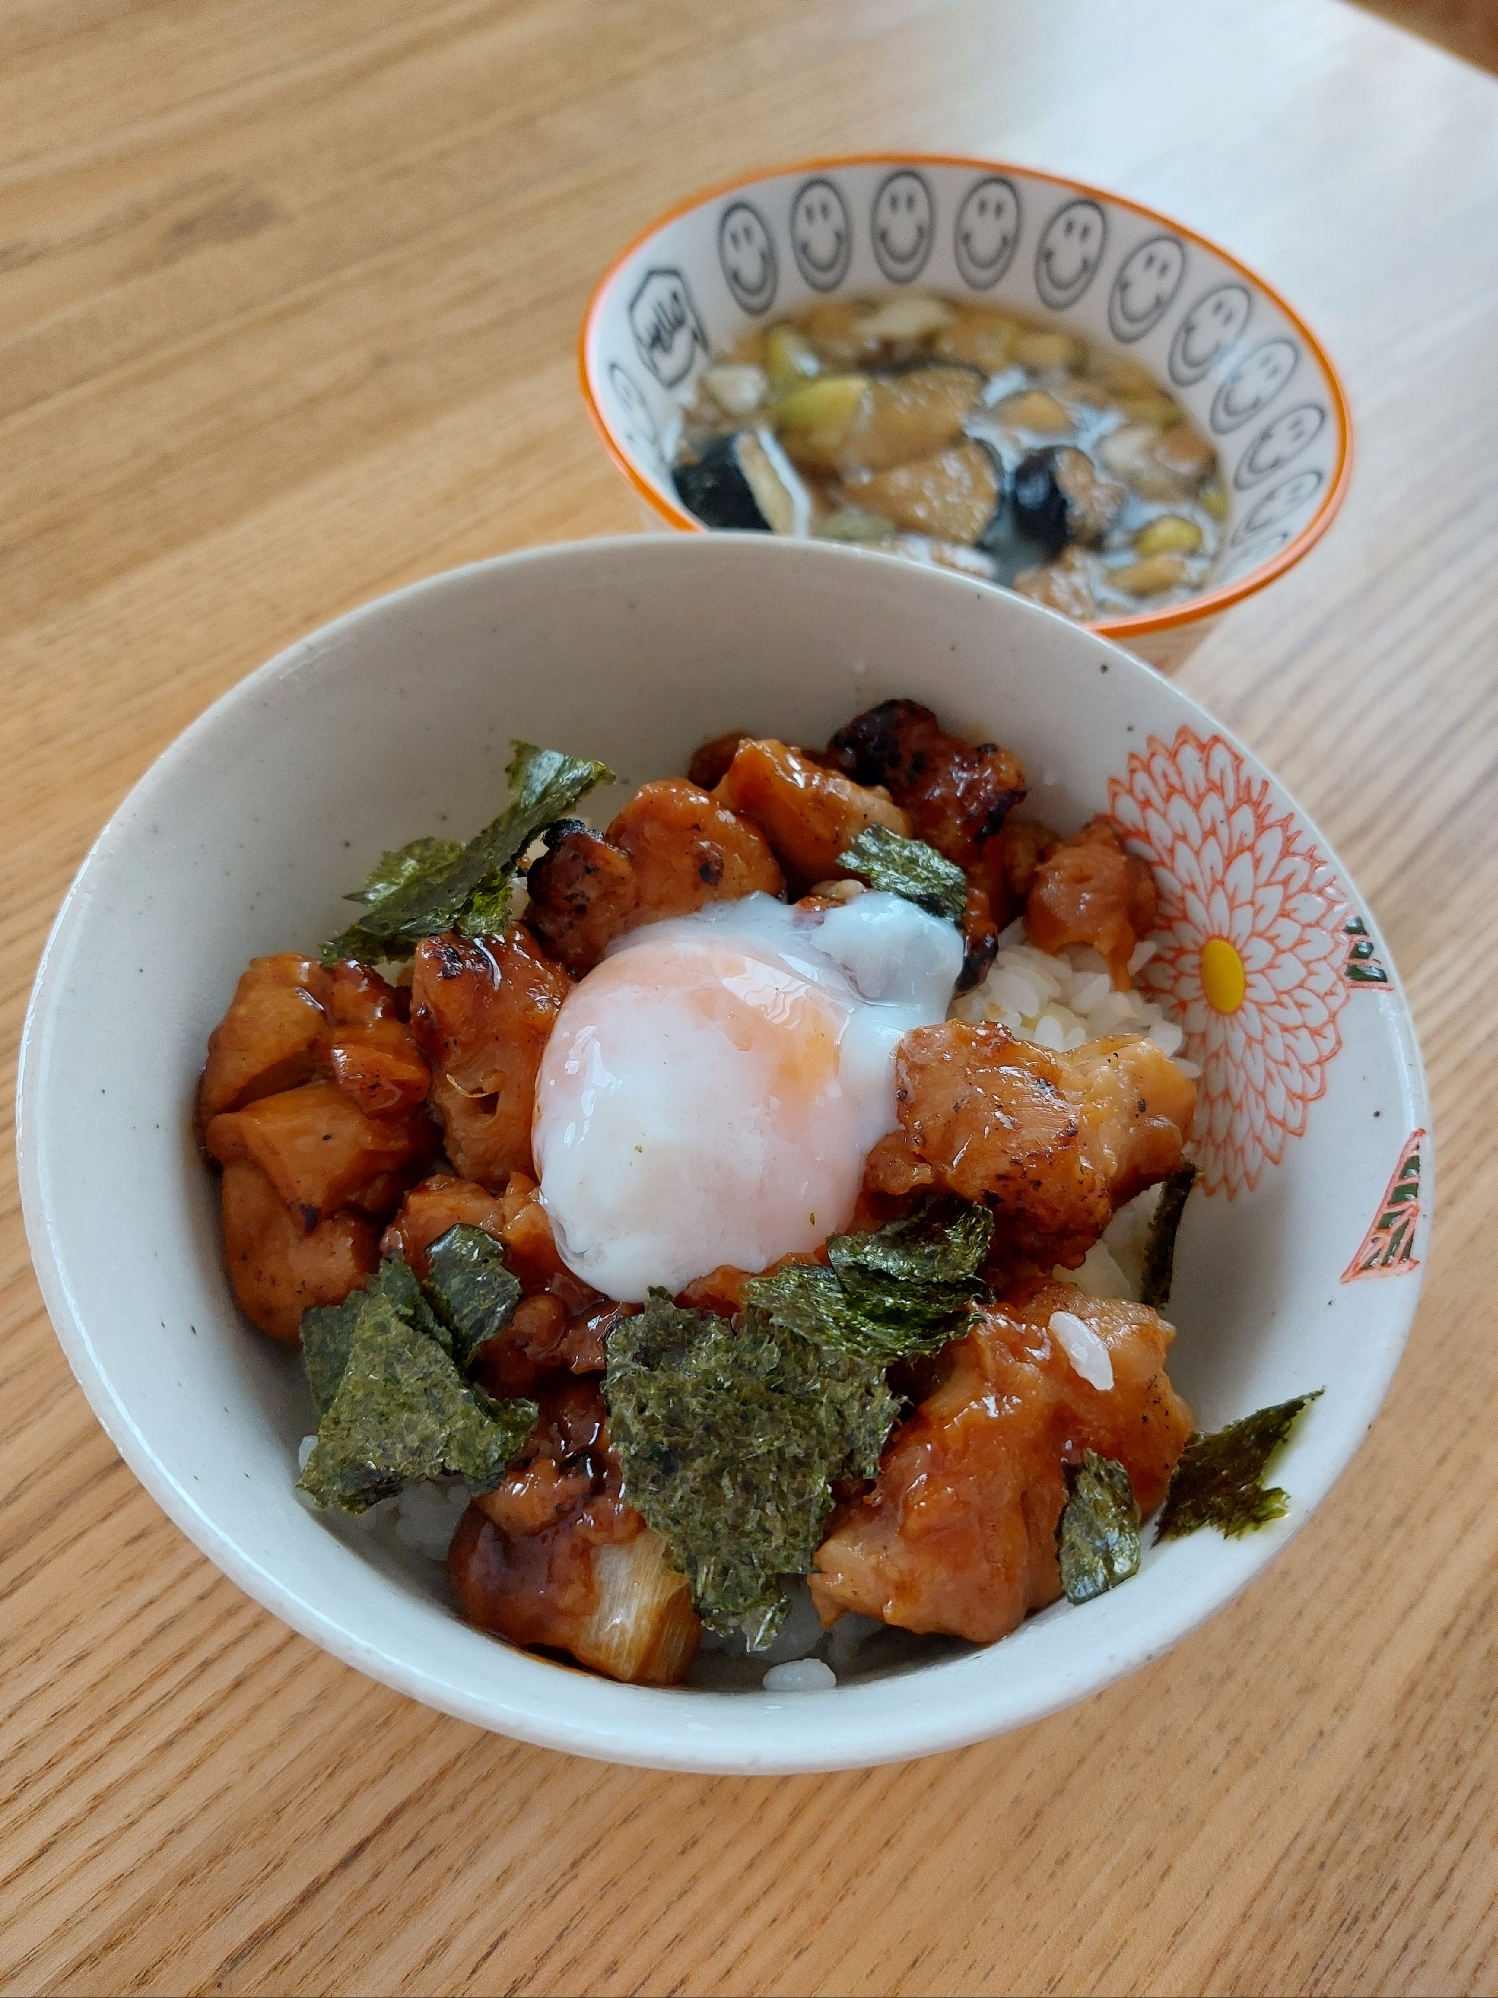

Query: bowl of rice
18;534;1427;1771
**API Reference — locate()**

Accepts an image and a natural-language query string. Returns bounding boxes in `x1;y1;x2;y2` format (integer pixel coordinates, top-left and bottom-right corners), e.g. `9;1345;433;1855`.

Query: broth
670;294;1226;622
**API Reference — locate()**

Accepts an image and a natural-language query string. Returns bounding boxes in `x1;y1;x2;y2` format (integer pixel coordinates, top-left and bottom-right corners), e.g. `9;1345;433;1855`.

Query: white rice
1048;1309;1115;1391
763;1658;837;1692
949;918;1198;1078
298;1471;470;1561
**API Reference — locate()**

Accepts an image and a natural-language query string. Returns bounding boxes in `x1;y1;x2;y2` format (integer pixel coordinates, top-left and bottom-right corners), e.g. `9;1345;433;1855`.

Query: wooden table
4;3;1496;1991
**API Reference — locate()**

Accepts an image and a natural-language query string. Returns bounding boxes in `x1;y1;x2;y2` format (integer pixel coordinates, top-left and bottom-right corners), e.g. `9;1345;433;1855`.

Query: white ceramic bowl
19;536;1425;1774
582;154;1352;671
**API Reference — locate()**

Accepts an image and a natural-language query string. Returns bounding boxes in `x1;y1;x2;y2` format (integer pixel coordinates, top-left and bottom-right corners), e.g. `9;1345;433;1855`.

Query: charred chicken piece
825;699;1026;895
409;927;570;1189
219;1158;379;1342
524;821;637;976
958;879;999;992
1025;817;1157;987
526;781;784;976
712;737;908;886
889;1020;1196;1267
809;1286;1192;1642
448;1380;699;1684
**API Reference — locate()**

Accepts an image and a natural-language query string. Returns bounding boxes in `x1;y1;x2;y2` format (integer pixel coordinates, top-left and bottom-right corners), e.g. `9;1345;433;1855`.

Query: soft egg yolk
532;893;960;1301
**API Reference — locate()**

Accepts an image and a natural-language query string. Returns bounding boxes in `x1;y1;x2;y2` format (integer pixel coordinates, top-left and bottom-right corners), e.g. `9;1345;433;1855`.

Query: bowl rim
17;535;1425;1774
579;151;1355;643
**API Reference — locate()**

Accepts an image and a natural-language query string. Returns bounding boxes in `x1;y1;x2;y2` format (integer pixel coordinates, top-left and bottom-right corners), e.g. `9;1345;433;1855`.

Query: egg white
533;892;962;1300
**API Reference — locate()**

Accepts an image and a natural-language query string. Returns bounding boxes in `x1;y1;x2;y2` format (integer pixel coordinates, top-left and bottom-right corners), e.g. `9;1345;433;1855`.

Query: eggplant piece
673;429;807;534
1012;446;1125;557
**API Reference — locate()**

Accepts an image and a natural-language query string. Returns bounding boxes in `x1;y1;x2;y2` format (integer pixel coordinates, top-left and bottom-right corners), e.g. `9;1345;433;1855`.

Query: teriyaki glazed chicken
197;699;1260;1691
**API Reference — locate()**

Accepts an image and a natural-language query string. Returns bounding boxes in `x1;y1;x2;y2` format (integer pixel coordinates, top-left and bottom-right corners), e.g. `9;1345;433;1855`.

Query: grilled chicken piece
409;927;570;1188
712;737;909;885
198;953;428;1129
995;818;1058;906
825;699;1026;902
889;1020;1195;1266
449;1380;699;1684
379;1172;509;1274
809;1286;1192;1642
218;1158;378;1341
612;777;784;917
524;822;638;975
526;780;784;976
204;1079;436;1224
197;953;332;1125
379;1171;612;1396
687;731;750;792
959;879;999;992
1026;817;1157;987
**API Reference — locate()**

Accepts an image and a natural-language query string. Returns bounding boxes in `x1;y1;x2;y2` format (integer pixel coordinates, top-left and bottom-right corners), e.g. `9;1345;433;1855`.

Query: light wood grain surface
4;3;1497;1992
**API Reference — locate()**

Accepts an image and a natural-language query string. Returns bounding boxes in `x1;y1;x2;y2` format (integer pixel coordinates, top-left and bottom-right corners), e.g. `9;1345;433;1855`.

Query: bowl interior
20;537;1422;1773
583;157;1349;639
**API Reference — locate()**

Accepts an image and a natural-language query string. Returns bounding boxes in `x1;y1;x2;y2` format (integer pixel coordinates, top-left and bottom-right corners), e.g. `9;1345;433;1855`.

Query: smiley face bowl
19;535;1425;1774
582;155;1351;670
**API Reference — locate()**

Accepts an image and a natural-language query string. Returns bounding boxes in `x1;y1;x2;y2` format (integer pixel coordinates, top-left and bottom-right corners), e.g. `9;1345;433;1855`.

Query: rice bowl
17;535;1428;1771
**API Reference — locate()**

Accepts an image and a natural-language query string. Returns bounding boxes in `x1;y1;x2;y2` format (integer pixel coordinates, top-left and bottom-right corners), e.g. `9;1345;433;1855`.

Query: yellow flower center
1200;936;1247;1013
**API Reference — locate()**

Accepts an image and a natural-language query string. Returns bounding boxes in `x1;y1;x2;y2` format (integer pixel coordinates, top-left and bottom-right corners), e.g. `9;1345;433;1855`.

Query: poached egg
533;891;962;1300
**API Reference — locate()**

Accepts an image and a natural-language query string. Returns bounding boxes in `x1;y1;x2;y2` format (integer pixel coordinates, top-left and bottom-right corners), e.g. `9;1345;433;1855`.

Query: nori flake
295;1254;535;1502
323;740;614;963
745;1197;992;1365
343;836;465;908
1059;1452;1141;1603
835;823;968;925
1154;1392;1323;1542
423;1224;522;1371
300;1256;450;1416
604;1290;897;1645
301;1288;367;1420
1139;1163;1198;1311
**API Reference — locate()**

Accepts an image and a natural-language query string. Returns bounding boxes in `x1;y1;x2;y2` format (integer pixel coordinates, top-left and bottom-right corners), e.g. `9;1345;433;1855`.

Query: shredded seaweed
1154;1392;1323;1541
323;741;614;963
1059;1452;1141;1602
604;1290;897;1645
745;1197;992;1365
835;824;968;924
423;1224;522;1371
1139;1163;1198;1311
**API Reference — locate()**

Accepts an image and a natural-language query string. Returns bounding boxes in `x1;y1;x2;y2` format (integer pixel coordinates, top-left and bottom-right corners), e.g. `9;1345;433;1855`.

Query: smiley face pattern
790;178;852;290
605;168;1340;575
718;201;777;315
1108;234;1185;342
1035;198;1107;309
953;176;1022;288
871;169;935;283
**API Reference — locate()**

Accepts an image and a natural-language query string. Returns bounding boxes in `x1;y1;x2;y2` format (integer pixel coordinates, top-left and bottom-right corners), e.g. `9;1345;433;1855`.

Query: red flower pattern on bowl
1110;726;1349;1197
